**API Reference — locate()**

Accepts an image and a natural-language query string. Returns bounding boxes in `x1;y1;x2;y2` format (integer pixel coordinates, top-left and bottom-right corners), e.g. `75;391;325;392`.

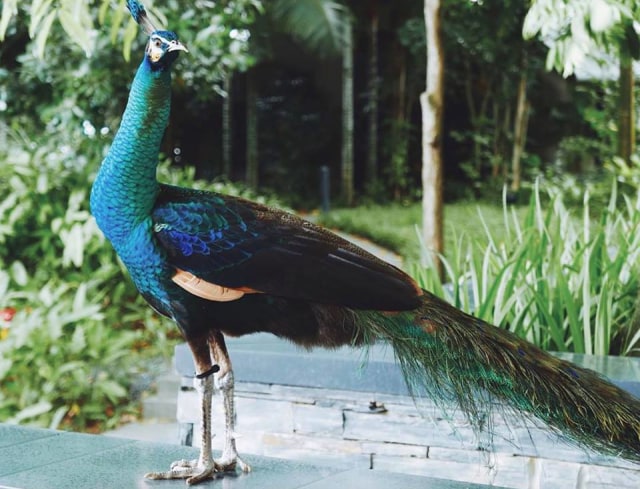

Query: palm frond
271;0;348;55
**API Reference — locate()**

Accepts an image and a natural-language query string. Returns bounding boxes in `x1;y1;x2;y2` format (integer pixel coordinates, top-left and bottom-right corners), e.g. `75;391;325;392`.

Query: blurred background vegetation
0;0;640;431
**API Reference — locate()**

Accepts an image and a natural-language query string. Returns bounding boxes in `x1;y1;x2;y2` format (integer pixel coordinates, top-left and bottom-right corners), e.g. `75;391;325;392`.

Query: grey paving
0;424;505;489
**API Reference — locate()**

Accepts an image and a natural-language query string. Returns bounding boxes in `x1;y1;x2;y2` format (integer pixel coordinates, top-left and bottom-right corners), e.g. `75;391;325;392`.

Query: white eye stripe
150;34;175;45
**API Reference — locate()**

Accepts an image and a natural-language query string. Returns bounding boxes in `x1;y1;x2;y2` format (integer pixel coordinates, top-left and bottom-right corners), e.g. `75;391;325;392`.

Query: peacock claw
144;454;250;485
170;459;193;470
144;459;218;485
175;459;206;471
214;454;251;473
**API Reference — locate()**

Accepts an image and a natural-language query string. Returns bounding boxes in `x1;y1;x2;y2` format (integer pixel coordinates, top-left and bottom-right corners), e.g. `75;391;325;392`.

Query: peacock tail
357;290;640;462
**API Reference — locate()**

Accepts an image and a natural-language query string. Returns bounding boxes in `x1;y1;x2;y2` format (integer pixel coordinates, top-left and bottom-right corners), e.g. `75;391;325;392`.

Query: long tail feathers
364;290;640;462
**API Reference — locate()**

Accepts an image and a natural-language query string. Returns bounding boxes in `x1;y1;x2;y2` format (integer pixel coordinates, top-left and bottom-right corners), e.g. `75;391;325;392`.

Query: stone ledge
176;382;640;489
175;335;640;397
172;335;640;489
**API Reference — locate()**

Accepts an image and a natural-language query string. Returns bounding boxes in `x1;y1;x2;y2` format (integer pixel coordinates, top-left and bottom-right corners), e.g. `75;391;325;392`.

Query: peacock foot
144;458;218;485
214;452;251;473
144;454;250;485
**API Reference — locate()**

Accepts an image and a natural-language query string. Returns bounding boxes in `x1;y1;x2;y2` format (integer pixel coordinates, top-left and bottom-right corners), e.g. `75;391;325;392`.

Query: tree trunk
222;72;233;179
390;44;409;201
246;71;259;189
365;2;379;188
511;70;530;192
341;15;355;205
421;0;444;270
618;56;635;165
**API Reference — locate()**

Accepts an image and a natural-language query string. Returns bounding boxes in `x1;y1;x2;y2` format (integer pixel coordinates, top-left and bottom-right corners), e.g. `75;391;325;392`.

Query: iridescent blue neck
90;57;172;248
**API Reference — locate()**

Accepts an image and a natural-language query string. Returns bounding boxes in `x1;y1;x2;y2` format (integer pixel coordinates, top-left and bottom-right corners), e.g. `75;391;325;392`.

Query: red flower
0;307;16;322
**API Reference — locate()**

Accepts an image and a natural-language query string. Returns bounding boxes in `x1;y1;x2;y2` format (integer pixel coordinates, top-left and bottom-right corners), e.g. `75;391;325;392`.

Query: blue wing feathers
151;184;422;310
152;185;258;270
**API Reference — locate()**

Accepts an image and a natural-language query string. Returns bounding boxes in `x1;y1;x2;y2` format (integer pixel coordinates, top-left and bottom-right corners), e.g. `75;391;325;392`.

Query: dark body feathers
144;184;421;348
152;184;423;312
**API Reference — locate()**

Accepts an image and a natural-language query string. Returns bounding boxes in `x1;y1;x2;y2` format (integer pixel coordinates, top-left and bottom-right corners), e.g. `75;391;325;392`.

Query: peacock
90;1;640;485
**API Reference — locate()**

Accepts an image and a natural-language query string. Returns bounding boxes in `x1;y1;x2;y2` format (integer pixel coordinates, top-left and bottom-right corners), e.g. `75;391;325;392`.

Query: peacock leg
209;331;251;473
145;340;219;485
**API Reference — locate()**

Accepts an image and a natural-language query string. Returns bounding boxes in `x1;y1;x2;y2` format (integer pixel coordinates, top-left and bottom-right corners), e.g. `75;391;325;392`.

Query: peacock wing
151;184;422;311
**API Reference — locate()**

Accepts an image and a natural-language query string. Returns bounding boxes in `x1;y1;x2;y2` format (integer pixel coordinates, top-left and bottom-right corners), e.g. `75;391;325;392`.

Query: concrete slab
0;425;507;489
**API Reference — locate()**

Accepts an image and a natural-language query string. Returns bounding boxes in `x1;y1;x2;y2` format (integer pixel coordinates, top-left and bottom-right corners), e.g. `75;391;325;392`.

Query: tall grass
412;181;640;356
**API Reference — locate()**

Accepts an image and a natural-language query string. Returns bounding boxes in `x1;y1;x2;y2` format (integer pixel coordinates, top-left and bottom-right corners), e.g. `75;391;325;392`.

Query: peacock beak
168;40;188;53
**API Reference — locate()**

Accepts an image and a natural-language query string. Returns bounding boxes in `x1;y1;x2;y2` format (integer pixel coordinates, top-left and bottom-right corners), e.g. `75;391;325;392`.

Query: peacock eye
154;39;162;48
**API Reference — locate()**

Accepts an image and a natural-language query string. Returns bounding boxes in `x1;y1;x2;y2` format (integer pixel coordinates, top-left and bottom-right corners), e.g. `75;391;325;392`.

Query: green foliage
269;0;346;56
0;127;276;431
607;154;640;190
1;14;139;163
0;0;259;60
0;131;172;431
541;152;640;214
438;0;546;191
1;0;95;56
0;282;153;431
1;0;261;87
524;0;640;76
574;82;621;153
162;0;262;94
413;182;640;356
0;0;160;59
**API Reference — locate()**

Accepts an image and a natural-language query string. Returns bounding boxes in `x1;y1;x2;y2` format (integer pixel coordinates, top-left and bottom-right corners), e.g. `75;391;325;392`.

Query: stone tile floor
0;424;504;489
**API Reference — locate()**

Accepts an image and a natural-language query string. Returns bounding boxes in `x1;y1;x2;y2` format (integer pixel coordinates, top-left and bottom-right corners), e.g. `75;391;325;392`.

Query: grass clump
319;182;640;356
413;181;640;356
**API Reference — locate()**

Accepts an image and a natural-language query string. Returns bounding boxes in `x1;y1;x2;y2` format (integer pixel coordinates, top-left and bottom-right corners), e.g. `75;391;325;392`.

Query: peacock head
145;30;188;71
126;1;187;71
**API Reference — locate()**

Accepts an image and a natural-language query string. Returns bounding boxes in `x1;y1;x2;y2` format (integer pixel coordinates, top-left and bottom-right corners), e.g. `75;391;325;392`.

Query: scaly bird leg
209;331;251;473
145;341;220;485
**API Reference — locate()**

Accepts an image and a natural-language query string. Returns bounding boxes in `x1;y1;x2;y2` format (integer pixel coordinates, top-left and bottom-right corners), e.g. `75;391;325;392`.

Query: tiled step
7;424;498;489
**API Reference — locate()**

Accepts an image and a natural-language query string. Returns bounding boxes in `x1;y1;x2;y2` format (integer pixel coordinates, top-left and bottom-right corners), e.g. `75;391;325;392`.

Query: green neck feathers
90;57;172;247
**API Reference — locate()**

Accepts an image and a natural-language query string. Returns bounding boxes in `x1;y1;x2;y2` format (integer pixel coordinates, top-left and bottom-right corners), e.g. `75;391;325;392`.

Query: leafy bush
0;132;165;430
0;280;161;431
0;130;276;431
412;181;640;356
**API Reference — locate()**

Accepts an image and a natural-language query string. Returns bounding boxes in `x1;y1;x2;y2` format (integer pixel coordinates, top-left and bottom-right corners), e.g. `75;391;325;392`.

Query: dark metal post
320;165;330;213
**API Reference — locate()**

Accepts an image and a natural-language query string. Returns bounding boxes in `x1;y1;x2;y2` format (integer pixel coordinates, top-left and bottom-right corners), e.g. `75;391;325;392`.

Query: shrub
0;134;170;430
412;181;640;356
0;133;277;431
